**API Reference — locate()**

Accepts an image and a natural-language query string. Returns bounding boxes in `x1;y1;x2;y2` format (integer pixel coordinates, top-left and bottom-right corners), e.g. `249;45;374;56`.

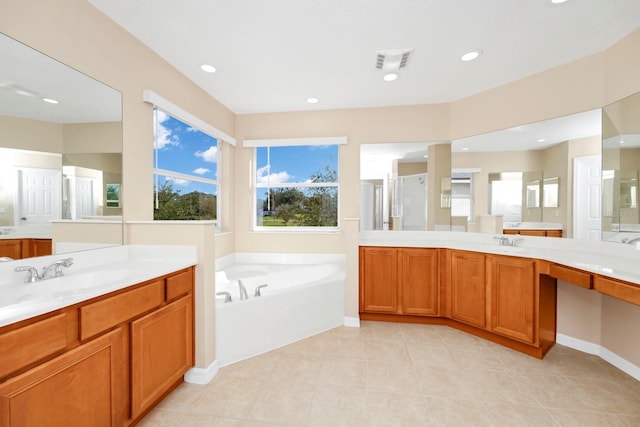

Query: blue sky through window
155;109;218;194
256;145;338;185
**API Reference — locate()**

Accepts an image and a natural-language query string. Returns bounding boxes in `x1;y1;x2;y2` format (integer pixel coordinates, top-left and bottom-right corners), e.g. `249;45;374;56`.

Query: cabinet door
360;247;399;313
489;255;536;344
30;239;52;257
131;295;193;417
450;251;486;328
0;240;25;260
402;248;439;316
0;328;123;427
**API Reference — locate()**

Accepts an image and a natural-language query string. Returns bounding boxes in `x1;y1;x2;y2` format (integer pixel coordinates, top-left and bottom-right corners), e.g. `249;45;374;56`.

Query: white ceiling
88;0;640;115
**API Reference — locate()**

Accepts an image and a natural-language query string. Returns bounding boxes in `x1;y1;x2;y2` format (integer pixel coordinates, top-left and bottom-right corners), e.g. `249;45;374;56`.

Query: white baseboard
344;316;360;327
557;333;640;381
184;360;219;385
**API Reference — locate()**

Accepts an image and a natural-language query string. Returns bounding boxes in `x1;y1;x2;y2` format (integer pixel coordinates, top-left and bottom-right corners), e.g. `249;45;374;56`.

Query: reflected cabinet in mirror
0;33;123;259
451;109;602;238
602;91;640;244
359;142;450;232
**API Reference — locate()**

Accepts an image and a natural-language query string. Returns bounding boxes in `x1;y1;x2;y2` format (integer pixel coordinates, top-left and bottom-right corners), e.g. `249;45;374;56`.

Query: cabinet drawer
0;313;68;379
594;276;640;306
166;268;193;301
550;264;592;289
80;280;165;340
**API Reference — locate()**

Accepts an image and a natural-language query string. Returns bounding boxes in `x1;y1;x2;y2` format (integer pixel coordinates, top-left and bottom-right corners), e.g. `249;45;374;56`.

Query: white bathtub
214;253;346;366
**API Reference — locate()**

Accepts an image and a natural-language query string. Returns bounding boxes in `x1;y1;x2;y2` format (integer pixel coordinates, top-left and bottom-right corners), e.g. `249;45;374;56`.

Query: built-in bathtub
214;253;345;366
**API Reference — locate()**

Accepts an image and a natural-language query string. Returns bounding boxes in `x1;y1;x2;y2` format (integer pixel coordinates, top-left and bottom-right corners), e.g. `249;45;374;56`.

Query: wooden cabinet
450;250;486;328
132;294;193;417
594;275;640;306
402;248;439;316
0;266;195;425
0;238;52;259
360;247;440;316
503;229;562;237
488;255;536;344
0;328;124;427
360;246;557;359
360;246;399;313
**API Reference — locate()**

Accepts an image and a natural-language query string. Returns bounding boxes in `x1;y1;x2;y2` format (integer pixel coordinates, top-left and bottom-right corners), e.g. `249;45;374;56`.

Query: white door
75;177;96;219
17;168;62;225
573;155;601;240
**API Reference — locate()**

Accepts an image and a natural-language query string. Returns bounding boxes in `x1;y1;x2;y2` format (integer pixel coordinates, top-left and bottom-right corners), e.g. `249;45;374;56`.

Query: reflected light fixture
42;98;59;104
461;147;470;151
461;50;482;62
383;72;399;82
200;64;216;73
306;97;319;104
536;138;546;143
551;0;569;4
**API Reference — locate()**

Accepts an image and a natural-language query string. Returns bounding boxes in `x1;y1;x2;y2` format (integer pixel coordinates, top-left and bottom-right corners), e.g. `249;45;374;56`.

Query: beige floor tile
367;360;420;394
405;341;458;369
424;396;494;427
399;323;444;344
565;376;640;416
485;402;556;426
446;343;509;372
466;370;540;407
191;376;263;418
136;408;187;426
614;414;640;427
277;332;329;357
309;384;368;427
547;408;625;426
156;382;205;411
437;326;489;347
364;339;409;362
267;354;324;384
219;352;280;379
415;365;477;400
325;335;368;358
517;372;599;412
360;321;405;342
329;325;368;339
178;414;245;426
245;381;314;425
367;390;431;427
317;356;368;388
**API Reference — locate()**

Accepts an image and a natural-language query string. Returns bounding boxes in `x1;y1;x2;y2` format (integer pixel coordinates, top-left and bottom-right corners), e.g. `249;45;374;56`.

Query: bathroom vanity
359;231;640;359
0;245;196;426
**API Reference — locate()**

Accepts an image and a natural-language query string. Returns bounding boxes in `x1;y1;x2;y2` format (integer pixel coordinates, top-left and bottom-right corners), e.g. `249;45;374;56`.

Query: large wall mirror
0;33;123;255
360;141;450;231
451;109;602;238
602;91;640;244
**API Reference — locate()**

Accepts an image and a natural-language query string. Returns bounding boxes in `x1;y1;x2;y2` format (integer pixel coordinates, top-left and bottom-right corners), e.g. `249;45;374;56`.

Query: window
153;107;220;222
451;172;473;220
248;139;343;230
106;184;121;208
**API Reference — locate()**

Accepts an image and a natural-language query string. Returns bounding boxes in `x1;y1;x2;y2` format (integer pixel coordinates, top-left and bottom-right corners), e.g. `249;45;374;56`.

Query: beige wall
4;0;640;373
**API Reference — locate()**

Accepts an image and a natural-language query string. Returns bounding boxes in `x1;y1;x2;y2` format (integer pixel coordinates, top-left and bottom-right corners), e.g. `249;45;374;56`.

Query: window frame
246;137;346;232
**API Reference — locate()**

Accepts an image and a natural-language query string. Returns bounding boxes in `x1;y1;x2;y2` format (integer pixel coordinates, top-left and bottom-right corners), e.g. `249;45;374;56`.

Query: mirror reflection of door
16;168;62;226
573;154;601;240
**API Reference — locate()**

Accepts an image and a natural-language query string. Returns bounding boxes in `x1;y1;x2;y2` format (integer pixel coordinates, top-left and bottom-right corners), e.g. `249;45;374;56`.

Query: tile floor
139;321;640;426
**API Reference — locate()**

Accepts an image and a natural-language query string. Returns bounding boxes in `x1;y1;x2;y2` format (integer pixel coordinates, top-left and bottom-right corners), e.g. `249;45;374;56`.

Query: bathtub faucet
254;284;268;297
237;280;249;300
216;291;232;303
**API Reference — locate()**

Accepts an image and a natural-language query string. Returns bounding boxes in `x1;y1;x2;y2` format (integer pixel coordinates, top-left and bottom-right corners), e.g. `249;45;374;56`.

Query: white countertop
360;231;640;285
0;245;197;328
0;225;52;240
502;222;563;230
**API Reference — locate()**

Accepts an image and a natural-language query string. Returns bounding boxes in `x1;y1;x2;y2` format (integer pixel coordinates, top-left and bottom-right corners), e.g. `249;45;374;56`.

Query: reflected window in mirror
543;177;559;208
489;172;522;222
450;173;473;221
106;184;121;208
152;107;220;224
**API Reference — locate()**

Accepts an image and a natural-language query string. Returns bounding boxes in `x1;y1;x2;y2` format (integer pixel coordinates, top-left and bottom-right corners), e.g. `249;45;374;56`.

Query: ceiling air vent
375;48;414;71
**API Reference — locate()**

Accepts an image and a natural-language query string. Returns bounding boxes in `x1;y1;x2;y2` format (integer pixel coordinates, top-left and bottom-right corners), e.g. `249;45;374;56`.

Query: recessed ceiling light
461;147;470;151
536;138;546;143
423;154;429;158
200;64;216;73
306;97;319;104
620;140;626;144
551;0;568;4
461;50;482;62
383;72;399;82
42;98;59;104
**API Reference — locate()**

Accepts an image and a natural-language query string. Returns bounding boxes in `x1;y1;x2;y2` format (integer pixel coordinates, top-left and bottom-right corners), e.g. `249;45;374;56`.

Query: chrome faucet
0;257;13;262
493;235;523;247
41;258;74;279
254;284;268;297
237;280;249;301
216;291;232;303
14;257;74;283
